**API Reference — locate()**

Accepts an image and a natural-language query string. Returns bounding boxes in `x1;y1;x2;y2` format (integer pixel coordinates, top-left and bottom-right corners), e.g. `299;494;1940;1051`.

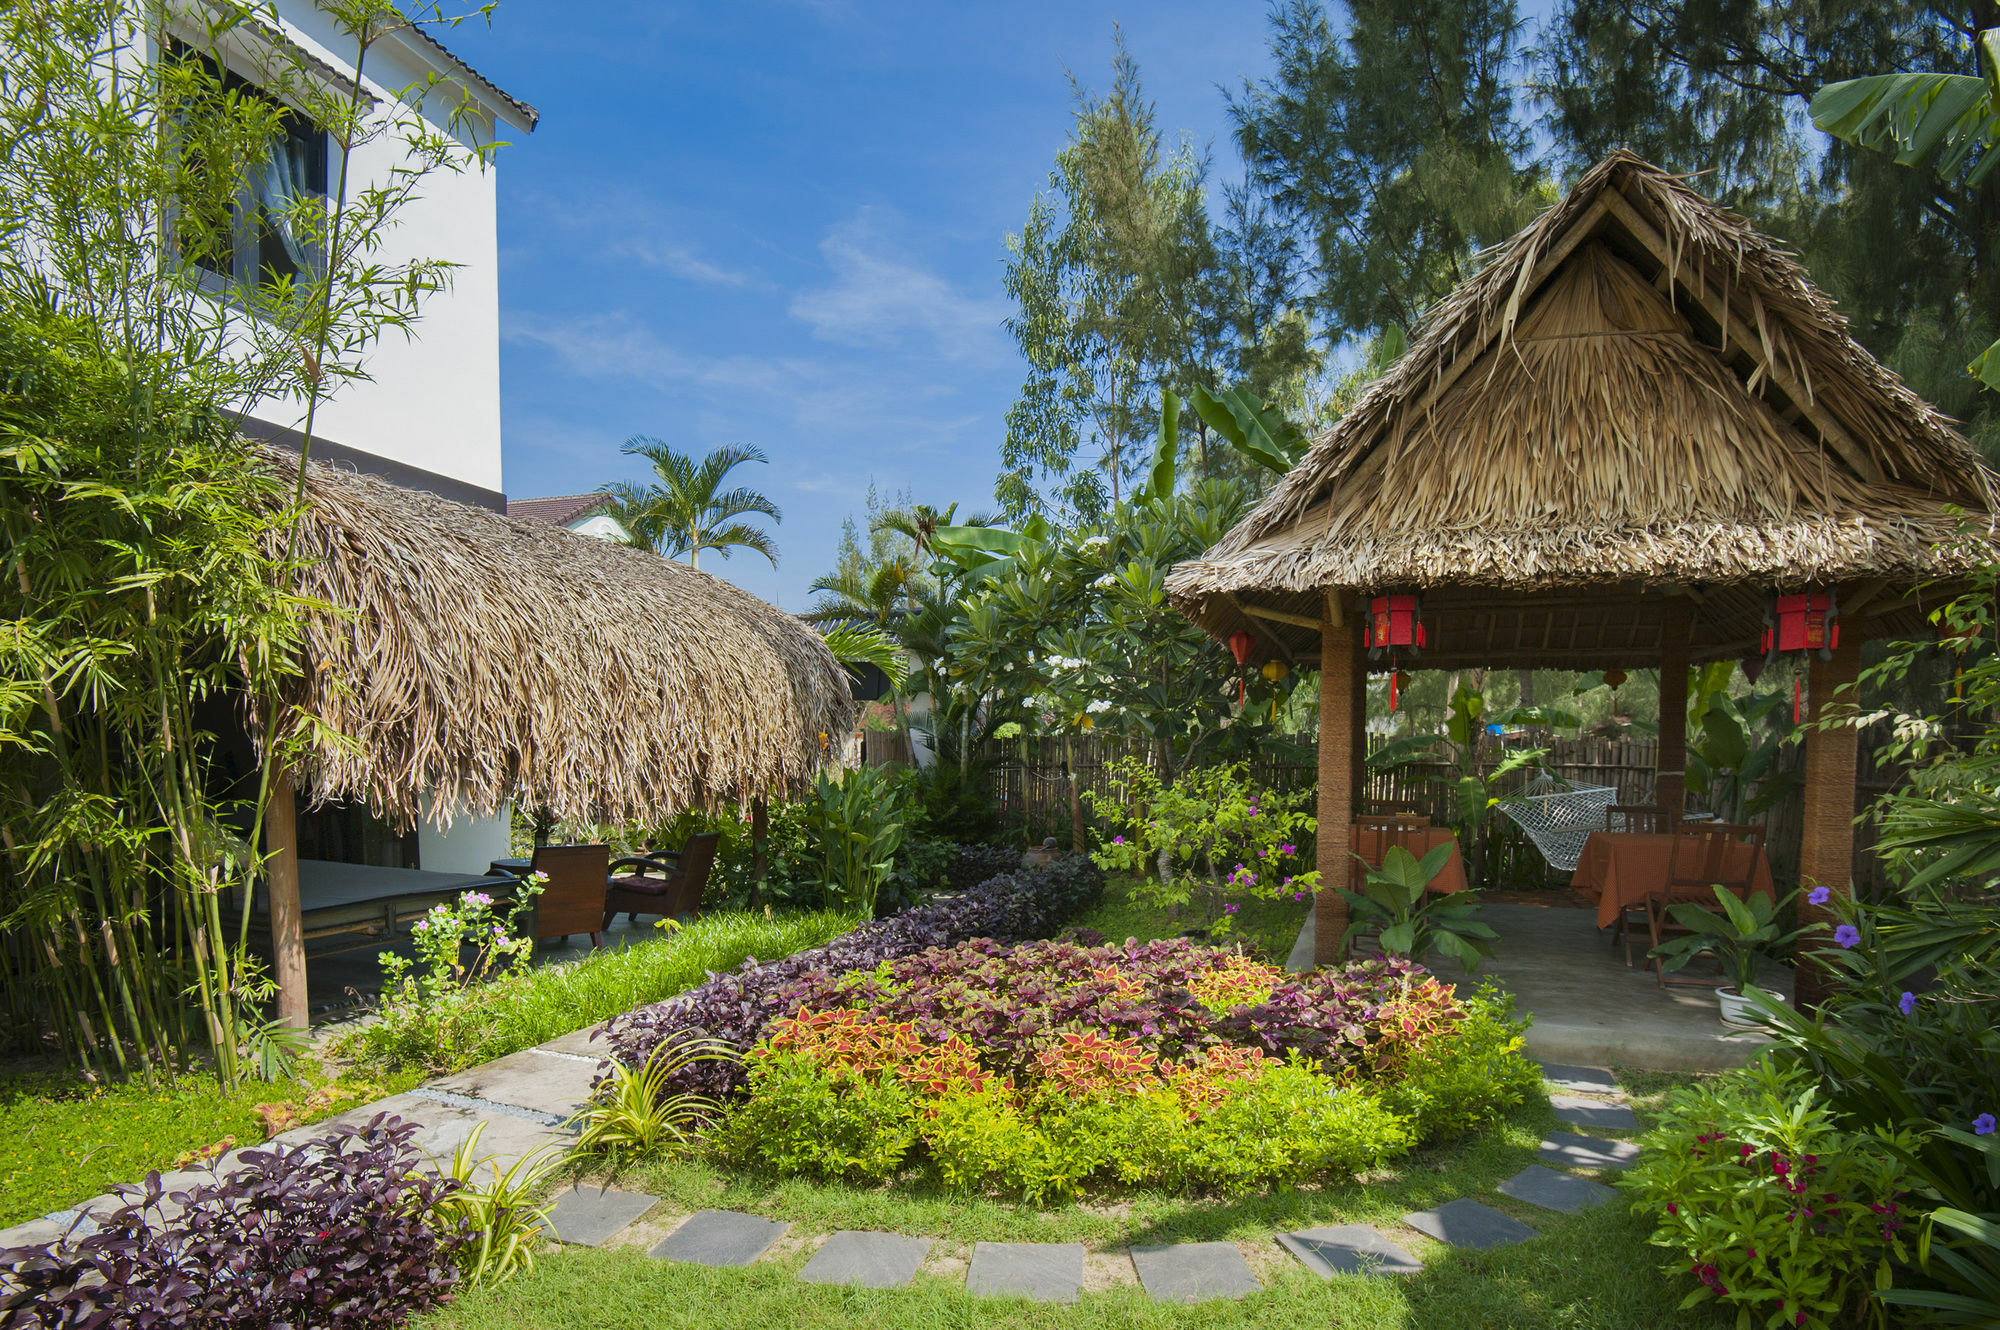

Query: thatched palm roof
1169;152;2000;669
265;450;854;826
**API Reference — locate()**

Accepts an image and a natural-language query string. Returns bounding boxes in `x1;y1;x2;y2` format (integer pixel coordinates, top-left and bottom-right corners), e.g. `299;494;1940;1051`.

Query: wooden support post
1315;596;1358;967
1655;599;1691;818
1349;608;1367;813
267;767;308;1032
750;796;769;909
1796;634;1862;1011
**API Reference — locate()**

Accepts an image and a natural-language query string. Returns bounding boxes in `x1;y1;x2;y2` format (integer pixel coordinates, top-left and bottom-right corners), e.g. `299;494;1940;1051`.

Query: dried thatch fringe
259;449;855;829
1168;152;2000;629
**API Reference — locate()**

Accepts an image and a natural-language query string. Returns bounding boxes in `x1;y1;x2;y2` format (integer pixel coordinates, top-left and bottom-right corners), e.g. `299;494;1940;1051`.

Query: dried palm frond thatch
262;449;855;828
1169;152;2000;646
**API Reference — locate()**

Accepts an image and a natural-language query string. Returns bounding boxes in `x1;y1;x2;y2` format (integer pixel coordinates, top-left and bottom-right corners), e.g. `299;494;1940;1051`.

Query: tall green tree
1535;1;2000;454
602;439;782;570
1000;37;1225;520
1232;0;1548;343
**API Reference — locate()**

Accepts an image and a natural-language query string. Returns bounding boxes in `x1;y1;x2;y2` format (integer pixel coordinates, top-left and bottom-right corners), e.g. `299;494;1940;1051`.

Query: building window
167;41;328;290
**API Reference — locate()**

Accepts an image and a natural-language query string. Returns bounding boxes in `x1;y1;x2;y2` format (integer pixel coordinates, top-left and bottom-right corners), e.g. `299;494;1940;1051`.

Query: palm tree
873;501;1000;563
601;438;781;570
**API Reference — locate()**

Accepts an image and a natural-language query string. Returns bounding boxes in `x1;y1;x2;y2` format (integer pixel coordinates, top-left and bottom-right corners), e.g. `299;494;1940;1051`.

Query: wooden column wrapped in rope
1315;594;1358;967
266;768;308;1032
1795;633;1862;1010
1655;598;1691;818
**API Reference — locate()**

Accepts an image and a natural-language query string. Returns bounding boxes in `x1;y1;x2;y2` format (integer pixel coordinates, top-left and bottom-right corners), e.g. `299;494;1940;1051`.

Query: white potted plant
1650;885;1810;1028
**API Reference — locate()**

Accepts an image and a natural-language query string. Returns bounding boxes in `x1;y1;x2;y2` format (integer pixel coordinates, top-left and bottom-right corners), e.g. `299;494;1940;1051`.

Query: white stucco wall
227;3;523;496
417;803;515;874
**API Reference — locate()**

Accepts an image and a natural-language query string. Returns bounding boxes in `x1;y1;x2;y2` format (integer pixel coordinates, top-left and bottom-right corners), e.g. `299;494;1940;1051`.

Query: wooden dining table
1351;824;1469;894
1571;831;1776;929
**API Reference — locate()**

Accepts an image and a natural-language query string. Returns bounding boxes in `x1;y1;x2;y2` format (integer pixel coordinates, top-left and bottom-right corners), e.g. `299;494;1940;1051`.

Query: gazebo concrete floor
1288;901;1786;1073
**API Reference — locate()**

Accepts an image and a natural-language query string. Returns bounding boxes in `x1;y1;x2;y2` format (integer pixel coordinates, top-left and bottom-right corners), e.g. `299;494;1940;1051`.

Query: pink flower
1111;836;1125;845
1279;843;1297;855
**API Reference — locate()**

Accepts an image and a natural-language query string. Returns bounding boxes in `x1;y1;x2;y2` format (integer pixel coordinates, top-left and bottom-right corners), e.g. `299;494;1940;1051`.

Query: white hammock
1496;775;1620;872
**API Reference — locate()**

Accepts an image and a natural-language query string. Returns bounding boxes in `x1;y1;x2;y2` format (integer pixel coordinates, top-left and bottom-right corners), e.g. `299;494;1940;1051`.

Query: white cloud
514;188;760;288
788;209;1009;362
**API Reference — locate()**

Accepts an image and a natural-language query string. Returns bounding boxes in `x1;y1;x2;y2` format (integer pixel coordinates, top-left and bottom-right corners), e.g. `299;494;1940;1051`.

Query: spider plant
567;1037;737;1170
429;1122;564;1288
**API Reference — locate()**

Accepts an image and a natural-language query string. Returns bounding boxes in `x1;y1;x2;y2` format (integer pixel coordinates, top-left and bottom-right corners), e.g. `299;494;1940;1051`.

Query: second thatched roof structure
1168;151;2000;669
264;450;854;827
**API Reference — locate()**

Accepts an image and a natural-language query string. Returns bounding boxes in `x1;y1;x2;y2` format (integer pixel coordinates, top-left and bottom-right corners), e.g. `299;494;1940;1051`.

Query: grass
343;907;858;1076
1079;873;1309;963
0;1062;419;1228
417;1082;1720;1330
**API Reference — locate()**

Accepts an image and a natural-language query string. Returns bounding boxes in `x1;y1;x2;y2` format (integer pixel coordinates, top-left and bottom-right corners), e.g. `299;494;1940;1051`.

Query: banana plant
1188;383;1308;475
1684;662;1799;821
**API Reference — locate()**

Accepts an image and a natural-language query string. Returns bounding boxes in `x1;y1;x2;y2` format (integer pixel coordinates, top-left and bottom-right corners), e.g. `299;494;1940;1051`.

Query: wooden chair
1365;798;1423;817
603;832;720;929
528;843;609;949
1637;822;1766;983
1606;804;1670;834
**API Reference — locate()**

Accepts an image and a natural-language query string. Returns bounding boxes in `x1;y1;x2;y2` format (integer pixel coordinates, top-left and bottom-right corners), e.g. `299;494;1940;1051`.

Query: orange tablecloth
1351;825;1469;894
1572;831;1776;929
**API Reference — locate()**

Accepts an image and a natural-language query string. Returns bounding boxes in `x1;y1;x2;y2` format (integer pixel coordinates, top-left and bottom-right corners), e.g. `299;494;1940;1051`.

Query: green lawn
0;1063;418;1228
417;875;1715;1329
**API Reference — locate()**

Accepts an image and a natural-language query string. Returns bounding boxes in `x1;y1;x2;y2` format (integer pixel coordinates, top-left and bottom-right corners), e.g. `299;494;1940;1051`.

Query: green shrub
721;1052;916;1181
1378;986;1543;1142
1622;1060;1914;1330
1182;1060;1411;1190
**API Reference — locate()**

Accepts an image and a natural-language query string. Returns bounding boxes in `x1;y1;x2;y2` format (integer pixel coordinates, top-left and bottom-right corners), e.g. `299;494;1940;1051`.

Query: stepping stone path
1130;1242;1261;1302
798;1231;932;1289
966;1242;1084;1303
1404;1198;1538;1250
540;1186;658;1247
1498;1166;1618;1215
650;1210;789;1267
1549;1093;1641;1132
1538;1130;1641;1172
1279;1225;1423;1277
1537;1062;1621;1095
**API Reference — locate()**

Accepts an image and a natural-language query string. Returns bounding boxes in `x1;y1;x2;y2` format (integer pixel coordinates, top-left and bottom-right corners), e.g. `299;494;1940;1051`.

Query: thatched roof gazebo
255;450;856;1022
1167;151;2000;997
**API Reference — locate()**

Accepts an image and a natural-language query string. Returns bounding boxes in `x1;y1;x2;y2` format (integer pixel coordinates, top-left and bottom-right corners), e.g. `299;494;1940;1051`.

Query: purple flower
1808;886;1831;906
1975;1113;1997;1136
1279;843;1297;856
1111;836;1125;845
1223;903;1240;915
1835;924;1861;949
1293;892;1307;901
1899;991;1917;1015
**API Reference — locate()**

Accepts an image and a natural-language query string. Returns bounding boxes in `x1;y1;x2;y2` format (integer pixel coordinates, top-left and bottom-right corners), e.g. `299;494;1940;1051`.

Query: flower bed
599;850;1105;1098
717;936;1537;1200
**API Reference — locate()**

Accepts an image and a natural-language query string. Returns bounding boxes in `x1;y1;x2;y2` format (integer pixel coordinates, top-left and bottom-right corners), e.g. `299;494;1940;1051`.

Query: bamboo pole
267;768;308;1032
1795;635;1861;1011
750;796;769;909
1314;594;1357;967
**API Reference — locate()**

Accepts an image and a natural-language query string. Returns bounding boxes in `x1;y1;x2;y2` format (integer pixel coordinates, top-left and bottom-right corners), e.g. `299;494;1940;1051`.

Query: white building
508;493;631;543
194;2;537;874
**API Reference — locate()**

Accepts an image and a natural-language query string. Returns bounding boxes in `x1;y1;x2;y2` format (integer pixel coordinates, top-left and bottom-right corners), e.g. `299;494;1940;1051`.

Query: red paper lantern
1761;590;1840;721
1364;593;1424;711
1364;594;1426;655
1228;629;1256;703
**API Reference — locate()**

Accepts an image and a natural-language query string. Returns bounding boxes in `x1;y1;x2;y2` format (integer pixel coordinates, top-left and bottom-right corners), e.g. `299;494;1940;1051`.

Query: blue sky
439;2;1279;611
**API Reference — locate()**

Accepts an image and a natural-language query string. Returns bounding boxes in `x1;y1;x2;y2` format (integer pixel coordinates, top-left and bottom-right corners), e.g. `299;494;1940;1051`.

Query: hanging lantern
1602;668;1627;690
1261;659;1290;683
1739;655;1766;685
1761;590;1841;722
1364;593;1425;711
1228;629;1256;703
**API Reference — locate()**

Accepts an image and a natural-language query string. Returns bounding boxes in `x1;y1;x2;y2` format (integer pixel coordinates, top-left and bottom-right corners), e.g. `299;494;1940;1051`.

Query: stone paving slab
798;1230;933;1288
535;1025;616;1061
966;1242;1085;1302
1498;1165;1619;1214
1538;1131;1642;1172
272;1091;568;1177
1131;1241;1261;1302
1403;1199;1537;1250
1278;1225;1423;1278
540;1185;658;1247
425;1049;601;1118
1550;1094;1640;1132
650;1210;789;1267
1538;1062;1620;1095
